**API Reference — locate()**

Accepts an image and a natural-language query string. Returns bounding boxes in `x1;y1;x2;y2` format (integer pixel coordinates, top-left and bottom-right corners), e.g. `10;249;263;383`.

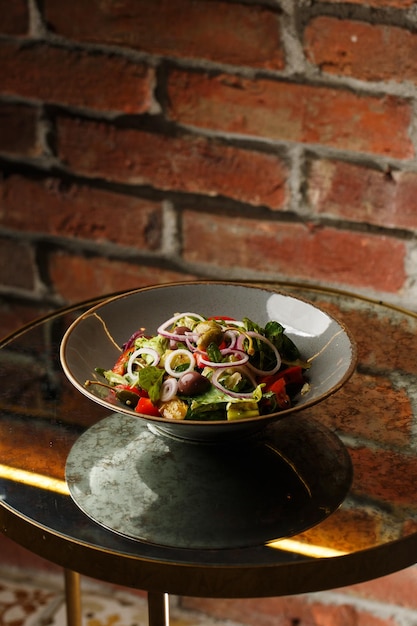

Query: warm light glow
0;464;70;496
267;538;347;558
0;464;348;555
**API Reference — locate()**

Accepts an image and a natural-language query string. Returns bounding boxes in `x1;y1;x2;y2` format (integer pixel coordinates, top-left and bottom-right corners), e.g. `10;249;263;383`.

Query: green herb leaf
264;320;284;342
242;317;263;333
265;321;300;361
99;368;128;387
138;366;165;403
206;342;223;363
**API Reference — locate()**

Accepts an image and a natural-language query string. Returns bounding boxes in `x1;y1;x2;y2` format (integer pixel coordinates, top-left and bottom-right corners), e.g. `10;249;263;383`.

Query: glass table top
1;281;417;598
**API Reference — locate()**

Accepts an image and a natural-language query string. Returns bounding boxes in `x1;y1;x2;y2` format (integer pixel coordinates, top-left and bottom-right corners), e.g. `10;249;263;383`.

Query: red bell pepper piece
135;396;161;417
280;366;305;385
260;366;304;389
112;347;135;375
115;384;142;394
264;376;285;395
271;378;290;409
195;351;209;368
208;316;236;321
260;372;295;410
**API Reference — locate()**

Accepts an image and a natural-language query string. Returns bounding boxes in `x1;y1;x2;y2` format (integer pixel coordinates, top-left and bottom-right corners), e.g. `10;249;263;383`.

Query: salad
87;312;310;421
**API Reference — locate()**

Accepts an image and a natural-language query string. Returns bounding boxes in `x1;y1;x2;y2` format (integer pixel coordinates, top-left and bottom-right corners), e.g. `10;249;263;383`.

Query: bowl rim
60;280;358;428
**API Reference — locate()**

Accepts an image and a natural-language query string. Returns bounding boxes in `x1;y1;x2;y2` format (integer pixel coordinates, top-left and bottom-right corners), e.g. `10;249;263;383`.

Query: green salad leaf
138;366;165;402
134;334;169;357
97;368;127;387
206;342;223;363
265;321;301;362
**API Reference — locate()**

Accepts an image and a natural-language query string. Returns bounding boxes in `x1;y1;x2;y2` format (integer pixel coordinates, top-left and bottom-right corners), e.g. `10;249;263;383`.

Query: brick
0;534;61;574
0;413;73;479
308;159;417;231
350;446;417;507
0;299;52;340
307;371;413;450
0;0;28;35
0;239;36;290
0;41;154;114
56;117;289;209
308;603;398;626
0;103;41;157
346;566;417;611
44;0;284;70
182;211;407;292
322;0;414;7
403;519;417;536
0;175;163;250
324;304;417;376
294;506;383;553
59;369;109;428
48;251;196;303
0;356;50;416
182;596;311;626
305;17;417;84
182;595;400;626
166;70;414;159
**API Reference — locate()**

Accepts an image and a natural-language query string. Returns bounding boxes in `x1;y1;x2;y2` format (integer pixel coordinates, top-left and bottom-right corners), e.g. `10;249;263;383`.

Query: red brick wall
2;2;417;623
2;0;417;338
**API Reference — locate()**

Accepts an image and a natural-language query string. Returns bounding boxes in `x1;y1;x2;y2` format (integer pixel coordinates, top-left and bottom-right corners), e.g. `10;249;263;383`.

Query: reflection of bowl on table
60;281;357;441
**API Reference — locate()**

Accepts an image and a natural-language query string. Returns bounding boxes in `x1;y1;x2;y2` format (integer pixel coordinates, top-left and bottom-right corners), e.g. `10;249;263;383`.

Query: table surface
1;281;417;598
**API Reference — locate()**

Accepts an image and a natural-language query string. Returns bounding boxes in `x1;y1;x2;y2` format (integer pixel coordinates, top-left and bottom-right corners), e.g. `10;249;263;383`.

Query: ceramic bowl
60;281;357;441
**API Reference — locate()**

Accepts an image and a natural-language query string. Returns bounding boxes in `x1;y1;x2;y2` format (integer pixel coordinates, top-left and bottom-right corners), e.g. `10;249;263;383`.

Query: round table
1;281;417;626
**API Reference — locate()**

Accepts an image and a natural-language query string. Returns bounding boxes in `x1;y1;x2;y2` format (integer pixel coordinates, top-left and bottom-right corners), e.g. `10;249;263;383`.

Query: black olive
175;326;190;335
178;371;211;396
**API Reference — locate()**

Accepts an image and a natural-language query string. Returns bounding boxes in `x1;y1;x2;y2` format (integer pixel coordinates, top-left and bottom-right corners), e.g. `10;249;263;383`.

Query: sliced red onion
122;328;146;350
160;377;178;401
169;331;197;349
237;331;281;376
127;347;160;380
164;349;196;377
197;348;249;369
223;329;238;349
236;332;251;354
184;332;199;352
238;364;258;388
211;367;256;399
157;312;205;340
224;320;246;329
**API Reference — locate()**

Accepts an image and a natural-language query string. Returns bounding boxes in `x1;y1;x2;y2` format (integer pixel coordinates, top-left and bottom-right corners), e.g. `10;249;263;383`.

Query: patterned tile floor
0;566;236;626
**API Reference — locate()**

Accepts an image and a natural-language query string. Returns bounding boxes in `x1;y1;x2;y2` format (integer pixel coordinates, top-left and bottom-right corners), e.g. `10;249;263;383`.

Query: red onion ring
160;377;178;401
164;349;196;377
238;364;258;388
237;331;281;376
197;348;249;369
127;347;160;380
225;321;246;329
122;328;146;350
223;329;238;349
157;312;205;340
184;333;199;352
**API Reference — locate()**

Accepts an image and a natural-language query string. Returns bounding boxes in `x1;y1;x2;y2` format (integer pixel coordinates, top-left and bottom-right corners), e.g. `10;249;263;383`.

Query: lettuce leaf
138;366;165;402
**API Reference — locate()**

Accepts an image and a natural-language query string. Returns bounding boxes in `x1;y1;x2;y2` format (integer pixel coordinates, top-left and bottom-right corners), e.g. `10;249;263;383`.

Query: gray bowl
60;281;357;441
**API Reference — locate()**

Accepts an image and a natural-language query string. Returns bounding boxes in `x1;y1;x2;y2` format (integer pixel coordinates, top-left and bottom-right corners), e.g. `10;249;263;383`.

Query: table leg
147;591;170;626
64;569;82;626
